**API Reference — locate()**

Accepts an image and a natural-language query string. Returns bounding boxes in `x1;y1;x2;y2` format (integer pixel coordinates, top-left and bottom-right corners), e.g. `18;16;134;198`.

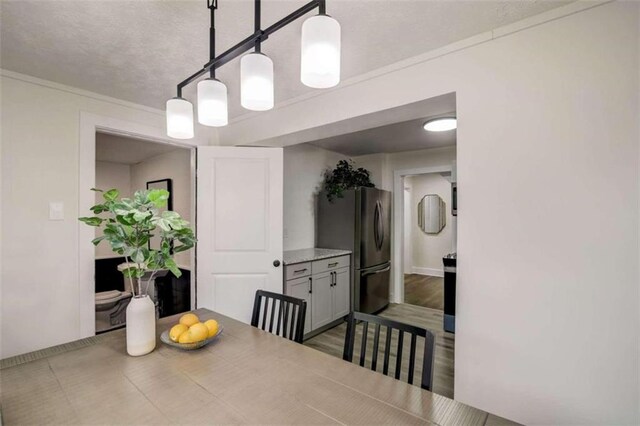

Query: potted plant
79;188;195;356
323;159;375;201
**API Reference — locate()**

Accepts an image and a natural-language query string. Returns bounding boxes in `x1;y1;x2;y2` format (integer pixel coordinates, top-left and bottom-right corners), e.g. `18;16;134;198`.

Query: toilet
95;290;132;333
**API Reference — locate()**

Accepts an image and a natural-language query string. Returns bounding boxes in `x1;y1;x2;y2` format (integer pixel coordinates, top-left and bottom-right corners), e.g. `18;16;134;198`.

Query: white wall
408;173;454;276
403;185;412;274
0;72;210;359
130;149;192;268
95;161;132;258
283;143;346;251
217;3;640;424
353;146;457;191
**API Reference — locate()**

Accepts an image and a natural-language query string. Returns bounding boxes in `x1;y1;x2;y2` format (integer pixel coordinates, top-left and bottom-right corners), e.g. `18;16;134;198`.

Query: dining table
0;308;510;425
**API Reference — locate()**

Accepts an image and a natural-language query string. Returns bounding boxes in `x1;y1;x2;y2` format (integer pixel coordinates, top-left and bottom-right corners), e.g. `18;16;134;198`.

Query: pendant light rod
176;0;322;97
254;0;261;53
208;0;217;78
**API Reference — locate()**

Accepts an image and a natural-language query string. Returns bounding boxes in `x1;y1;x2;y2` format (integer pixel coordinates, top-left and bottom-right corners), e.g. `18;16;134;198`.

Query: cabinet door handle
328;262;339;268
308;277;312;294
294;268;308;273
331;271;336;287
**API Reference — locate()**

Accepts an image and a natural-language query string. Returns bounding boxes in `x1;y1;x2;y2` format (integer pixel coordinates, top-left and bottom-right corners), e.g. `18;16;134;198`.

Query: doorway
401;171;456;311
93;132;196;333
78;112;205;338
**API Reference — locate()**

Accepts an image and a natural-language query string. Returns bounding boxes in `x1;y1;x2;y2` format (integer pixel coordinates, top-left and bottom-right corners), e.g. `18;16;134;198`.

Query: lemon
188;323;209;343
179;313;199;327
204;319;219;338
178;322;208;344
169;324;188;342
178;330;194;344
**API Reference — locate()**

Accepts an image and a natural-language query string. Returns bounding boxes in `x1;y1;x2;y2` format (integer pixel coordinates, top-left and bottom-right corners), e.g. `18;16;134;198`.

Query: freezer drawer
357;263;390;314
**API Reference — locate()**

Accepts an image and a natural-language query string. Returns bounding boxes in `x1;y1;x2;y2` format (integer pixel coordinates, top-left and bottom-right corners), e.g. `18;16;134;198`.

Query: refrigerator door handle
362;265;391;276
378;201;385;248
373;201;379;249
374;201;383;250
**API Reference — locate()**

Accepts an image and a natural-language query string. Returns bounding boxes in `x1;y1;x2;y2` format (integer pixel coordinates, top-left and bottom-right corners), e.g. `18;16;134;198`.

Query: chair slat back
343;311;436;391
251;290;307;343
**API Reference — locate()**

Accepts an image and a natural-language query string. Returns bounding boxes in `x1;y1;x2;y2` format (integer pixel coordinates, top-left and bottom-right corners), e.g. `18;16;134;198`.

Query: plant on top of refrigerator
323;160;375;201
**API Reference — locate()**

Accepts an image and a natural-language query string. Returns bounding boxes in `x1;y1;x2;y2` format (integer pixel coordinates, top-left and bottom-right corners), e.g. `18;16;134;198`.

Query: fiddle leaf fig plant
79;188;196;297
323;159;375;201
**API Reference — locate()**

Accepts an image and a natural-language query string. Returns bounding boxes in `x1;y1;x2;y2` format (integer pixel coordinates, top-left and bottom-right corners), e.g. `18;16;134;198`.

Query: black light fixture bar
177;0;324;97
209;0;217;78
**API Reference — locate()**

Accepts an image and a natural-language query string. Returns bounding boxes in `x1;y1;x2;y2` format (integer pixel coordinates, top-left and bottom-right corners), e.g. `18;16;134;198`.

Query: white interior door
196;146;283;324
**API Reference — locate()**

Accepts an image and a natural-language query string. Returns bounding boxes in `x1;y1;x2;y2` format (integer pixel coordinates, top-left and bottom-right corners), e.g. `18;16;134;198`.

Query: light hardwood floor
404;273;444;310
305;303;455;398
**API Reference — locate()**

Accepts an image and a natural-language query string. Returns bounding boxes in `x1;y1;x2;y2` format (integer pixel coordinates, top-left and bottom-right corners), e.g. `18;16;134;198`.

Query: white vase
126;295;156;356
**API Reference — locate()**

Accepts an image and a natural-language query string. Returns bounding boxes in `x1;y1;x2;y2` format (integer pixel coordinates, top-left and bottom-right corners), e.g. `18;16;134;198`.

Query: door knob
273;260;281;267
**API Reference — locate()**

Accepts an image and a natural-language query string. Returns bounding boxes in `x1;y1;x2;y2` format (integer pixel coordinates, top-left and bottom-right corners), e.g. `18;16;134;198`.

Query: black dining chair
251;290;307;344
343;311;436;391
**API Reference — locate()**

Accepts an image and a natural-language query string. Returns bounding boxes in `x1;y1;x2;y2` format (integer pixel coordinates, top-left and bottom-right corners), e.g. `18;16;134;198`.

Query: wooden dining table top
0;308;504;425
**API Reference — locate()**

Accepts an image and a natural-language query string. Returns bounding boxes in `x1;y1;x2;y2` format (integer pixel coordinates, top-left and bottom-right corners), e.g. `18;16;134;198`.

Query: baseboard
411;267;444;277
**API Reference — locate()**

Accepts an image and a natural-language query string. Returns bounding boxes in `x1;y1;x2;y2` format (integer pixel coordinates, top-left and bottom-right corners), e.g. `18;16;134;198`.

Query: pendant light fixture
197;2;228;127
166;97;194;139
197;79;228;126
301;14;341;88
241;53;274;111
167;0;340;139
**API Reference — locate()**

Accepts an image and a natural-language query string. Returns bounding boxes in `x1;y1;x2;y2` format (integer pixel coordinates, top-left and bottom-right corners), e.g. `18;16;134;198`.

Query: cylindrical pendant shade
166;97;194;139
301;14;341;89
241;53;274;111
197;78;228;127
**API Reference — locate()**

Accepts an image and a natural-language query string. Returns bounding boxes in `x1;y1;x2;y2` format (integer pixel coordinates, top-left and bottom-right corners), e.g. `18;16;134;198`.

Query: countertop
0;308;497;425
283;247;352;265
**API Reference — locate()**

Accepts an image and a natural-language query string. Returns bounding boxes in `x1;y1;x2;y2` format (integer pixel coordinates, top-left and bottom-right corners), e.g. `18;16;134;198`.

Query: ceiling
1;1;570;120
300;91;453;155
309;115;456;156
96;133;182;164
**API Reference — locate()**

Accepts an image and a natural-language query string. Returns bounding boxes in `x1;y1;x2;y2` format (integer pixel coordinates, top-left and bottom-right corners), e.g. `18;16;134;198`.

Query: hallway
404;274;444;310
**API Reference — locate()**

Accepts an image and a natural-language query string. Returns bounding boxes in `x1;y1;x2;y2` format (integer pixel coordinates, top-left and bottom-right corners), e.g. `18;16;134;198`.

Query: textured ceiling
309;91;456;155
96;133;183;164
1;0;570;119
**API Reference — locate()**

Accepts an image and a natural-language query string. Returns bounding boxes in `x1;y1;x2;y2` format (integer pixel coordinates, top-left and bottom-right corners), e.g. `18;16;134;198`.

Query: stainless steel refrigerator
317;187;391;314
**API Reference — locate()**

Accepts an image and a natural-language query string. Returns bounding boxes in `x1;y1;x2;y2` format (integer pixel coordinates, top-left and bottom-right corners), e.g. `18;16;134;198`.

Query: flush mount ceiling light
166;0;341;139
423;117;457;132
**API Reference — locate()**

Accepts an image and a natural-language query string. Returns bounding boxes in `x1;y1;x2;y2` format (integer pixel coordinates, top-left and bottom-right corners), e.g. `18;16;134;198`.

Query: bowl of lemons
160;313;222;350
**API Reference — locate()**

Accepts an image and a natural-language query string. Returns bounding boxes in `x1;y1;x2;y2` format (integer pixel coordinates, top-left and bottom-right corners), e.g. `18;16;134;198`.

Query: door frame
78;112;208;338
392;165;452;304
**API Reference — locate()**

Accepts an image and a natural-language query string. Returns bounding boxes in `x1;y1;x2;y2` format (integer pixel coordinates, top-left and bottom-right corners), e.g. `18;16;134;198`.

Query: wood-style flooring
404;274;444;310
305;303;455;398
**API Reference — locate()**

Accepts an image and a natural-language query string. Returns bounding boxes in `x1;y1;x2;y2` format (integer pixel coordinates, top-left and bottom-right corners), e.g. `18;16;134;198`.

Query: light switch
49;202;64;221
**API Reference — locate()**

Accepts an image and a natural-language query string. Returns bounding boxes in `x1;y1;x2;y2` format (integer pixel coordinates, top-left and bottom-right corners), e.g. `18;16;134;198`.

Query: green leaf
154;218;172;232
165;258;182;278
131;248;145;264
133;210;152;222
121;267;139;278
91;236;106;246
103;189;119;201
148;189;170;208
90;204;108;214
79;217;103;227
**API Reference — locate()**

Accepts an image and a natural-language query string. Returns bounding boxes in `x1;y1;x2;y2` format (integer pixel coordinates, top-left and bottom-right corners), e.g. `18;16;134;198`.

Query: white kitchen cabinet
332;267;350;320
310;271;334;330
285;275;312;335
283;251;351;339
